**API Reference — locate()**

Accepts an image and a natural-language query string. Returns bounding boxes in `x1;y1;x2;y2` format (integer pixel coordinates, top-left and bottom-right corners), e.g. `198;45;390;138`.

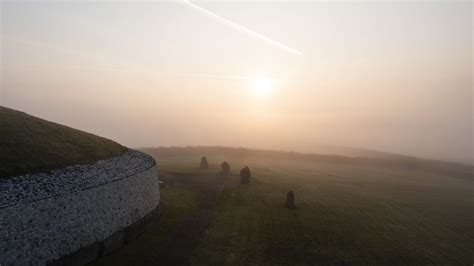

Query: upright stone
285;191;295;209
240;166;251;184
221;161;230;174
200;156;209;169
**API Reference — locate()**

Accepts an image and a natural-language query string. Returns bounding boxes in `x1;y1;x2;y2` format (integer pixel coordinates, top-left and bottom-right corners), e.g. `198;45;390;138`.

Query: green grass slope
0;106;127;178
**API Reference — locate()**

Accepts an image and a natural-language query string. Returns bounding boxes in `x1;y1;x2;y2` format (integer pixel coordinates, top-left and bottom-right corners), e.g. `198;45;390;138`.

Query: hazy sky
1;1;472;163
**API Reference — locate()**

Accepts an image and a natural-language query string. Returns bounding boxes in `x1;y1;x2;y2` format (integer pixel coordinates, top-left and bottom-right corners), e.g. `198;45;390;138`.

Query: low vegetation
192;170;472;265
148;147;473;265
0;106;127;178
92;147;473;265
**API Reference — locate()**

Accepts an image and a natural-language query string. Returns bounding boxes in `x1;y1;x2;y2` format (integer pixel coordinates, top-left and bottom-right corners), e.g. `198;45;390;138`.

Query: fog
1;1;472;164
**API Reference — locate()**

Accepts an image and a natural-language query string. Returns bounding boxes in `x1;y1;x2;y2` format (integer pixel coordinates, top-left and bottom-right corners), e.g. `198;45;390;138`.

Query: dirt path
153;172;240;266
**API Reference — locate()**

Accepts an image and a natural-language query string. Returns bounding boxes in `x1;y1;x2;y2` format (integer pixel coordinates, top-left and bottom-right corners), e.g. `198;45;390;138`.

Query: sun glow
253;78;273;96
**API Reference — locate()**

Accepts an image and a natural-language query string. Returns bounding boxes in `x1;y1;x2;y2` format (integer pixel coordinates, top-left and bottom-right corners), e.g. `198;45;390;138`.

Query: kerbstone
0;150;160;265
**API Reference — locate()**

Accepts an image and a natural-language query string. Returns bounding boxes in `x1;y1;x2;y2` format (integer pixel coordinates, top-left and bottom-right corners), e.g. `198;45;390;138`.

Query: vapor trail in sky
182;0;302;56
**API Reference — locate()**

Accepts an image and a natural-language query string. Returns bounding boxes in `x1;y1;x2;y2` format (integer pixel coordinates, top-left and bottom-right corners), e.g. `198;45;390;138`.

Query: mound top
0;106;127;179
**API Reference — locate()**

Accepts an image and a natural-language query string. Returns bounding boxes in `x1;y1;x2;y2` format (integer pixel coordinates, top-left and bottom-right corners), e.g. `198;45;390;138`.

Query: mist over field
1;1;472;164
1;2;473;265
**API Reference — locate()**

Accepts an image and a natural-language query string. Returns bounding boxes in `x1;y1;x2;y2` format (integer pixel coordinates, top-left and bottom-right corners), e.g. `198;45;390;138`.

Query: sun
252;78;273;96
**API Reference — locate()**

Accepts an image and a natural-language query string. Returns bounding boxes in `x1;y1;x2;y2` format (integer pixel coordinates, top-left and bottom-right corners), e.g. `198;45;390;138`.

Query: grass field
192;165;472;265
95;147;472;265
149;147;473;265
0;106;127;178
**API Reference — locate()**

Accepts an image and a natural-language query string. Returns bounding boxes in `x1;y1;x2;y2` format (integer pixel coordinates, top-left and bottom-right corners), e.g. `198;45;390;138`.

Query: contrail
182;0;302;56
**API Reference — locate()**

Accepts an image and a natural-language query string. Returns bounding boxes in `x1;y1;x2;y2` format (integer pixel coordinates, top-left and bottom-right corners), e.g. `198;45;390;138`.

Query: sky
1;1;472;164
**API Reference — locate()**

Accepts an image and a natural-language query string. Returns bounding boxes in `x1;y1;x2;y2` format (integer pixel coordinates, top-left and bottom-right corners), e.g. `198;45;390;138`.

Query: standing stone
285;191;295;209
221;161;230;174
200;156;209;169
240;166;251;184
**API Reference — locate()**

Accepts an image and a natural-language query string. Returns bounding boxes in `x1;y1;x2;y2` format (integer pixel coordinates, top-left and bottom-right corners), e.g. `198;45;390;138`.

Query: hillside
143;146;473;181
0;106;127;178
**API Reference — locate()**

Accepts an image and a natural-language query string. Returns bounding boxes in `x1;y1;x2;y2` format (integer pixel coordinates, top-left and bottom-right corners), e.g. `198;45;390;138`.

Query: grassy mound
0;106;127;178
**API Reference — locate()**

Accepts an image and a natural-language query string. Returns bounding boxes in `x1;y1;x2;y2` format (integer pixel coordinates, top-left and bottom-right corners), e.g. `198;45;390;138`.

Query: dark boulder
221;161;230;174
285;191;295;209
240;166;251;184
200;156;208;169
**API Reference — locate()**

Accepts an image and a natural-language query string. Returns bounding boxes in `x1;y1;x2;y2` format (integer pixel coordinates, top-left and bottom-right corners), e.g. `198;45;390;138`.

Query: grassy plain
96;146;472;265
148;147;473;265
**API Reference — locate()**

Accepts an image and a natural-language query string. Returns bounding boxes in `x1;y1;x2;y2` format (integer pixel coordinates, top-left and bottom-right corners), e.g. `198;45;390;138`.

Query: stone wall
0;150;160;265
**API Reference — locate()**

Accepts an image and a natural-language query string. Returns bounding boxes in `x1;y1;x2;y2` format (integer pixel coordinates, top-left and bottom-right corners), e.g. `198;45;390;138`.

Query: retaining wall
0;150;160;265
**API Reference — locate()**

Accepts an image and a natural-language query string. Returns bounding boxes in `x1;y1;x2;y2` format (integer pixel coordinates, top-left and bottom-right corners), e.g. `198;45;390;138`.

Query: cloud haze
1;1;472;164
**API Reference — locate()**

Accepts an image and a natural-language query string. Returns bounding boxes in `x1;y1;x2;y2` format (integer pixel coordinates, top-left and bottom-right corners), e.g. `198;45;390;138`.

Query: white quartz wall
0;150;160;265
